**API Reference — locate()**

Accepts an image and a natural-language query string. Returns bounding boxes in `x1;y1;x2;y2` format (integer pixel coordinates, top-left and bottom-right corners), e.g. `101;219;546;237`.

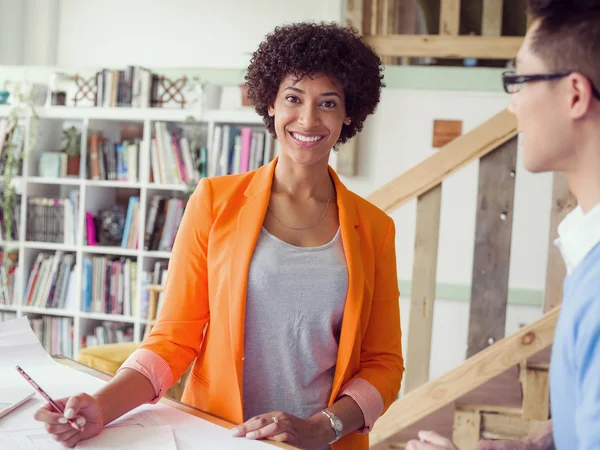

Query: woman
34;22;404;450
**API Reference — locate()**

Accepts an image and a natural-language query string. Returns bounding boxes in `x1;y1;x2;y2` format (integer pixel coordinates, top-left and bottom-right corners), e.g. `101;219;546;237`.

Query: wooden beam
403;183;442;392
366;109;517;214
365;34;522;58
466;138;518;357
482;0;503;36
543;172;576;312
335;136;359;176
369;307;560;446
452;409;481;450
344;0;365;34
440;0;461;36
480;411;545;440
520;365;550;420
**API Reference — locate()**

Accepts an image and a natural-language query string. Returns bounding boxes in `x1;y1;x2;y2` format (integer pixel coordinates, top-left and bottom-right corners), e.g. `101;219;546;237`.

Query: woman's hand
406;431;459;450
33;393;104;448
231;411;334;449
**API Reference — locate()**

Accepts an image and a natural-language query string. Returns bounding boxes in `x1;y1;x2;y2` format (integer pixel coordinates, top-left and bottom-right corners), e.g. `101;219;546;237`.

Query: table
53;355;297;449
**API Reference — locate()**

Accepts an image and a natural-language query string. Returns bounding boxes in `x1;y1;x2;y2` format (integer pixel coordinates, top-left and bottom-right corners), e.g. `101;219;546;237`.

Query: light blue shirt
550;204;600;449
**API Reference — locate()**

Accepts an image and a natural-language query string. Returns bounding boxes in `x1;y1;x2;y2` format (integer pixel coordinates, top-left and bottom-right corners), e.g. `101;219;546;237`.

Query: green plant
62;126;81;156
1;84;38;261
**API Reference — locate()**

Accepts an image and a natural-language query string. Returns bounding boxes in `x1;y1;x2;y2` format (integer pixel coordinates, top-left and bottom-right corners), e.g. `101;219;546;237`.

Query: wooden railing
346;0;525;61
359;108;574;446
369;307;559;446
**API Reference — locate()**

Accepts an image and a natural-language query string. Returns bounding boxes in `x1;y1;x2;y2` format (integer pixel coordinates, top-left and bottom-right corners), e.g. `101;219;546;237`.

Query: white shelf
144;250;171;259
83;245;138;257
1;103;268;359
85;179;142;189
79;311;137;323
23;242;78;252
28;177;81;186
146;183;189;192
22;306;76;317
0;304;19;312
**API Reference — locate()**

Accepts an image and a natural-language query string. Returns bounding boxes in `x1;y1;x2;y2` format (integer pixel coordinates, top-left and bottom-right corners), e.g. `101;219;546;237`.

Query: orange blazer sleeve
139;178;213;383
350;217;404;413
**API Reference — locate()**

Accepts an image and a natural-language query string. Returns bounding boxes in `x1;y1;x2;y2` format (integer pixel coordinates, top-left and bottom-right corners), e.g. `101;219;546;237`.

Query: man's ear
570;73;594;119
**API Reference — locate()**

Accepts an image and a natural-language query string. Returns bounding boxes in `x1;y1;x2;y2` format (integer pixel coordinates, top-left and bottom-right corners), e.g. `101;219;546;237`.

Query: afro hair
245;22;384;145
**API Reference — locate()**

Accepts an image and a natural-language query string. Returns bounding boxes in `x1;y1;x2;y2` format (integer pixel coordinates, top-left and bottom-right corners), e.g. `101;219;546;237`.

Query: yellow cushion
77;342;141;376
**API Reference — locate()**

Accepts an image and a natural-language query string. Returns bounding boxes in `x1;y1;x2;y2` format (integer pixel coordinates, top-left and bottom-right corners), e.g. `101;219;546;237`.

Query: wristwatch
321;409;343;444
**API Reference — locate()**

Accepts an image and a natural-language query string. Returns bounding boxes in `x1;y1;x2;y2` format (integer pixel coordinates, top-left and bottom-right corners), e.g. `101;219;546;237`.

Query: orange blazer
141;157;404;450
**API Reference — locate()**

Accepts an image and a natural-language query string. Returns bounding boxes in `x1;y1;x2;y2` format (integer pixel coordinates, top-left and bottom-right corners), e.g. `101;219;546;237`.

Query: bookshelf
0;104;273;358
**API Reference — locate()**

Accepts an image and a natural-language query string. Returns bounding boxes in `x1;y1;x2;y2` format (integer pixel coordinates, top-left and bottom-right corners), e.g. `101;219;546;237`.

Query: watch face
332;417;343;431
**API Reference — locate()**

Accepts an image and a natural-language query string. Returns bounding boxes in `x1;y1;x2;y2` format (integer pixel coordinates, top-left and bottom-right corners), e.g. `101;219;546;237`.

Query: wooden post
403;182;442;392
466;137;518;358
340;0;365;177
440;0;461;36
543;173;576;311
482;0;503;36
452;408;481;450
520;363;550;420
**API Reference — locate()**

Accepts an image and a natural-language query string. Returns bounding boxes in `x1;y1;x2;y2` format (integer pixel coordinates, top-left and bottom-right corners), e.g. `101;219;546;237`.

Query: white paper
76;425;176;449
0;317;277;450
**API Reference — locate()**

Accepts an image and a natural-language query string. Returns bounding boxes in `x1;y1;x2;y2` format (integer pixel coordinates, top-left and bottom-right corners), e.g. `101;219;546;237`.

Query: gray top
242;226;348;434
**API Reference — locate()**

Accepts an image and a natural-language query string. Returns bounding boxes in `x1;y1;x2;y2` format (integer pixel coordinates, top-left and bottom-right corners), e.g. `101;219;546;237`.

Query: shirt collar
555;202;600;274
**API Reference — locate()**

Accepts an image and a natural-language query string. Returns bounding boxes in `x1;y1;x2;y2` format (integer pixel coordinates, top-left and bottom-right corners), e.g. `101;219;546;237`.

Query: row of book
150;122;203;185
0;311;17;322
144;196;185;252
95;66;158;109
24;252;77;309
208;125;273;177
88;134;140;182
82;256;137;316
26;192;79;244
29;316;74;358
82;322;134;348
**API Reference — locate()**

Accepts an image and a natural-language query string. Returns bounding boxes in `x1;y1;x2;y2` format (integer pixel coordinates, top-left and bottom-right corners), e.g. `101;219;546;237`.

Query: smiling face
268;73;351;168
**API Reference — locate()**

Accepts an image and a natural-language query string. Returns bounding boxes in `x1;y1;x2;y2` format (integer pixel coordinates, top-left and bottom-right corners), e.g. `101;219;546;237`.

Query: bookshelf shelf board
79;312;137;323
21;306;76;317
143;251;172;259
85;180;142;189
0;304;18;312
35;106;205;122
83;246;139;257
28;177;82;186
23;242;78;252
145;183;189;192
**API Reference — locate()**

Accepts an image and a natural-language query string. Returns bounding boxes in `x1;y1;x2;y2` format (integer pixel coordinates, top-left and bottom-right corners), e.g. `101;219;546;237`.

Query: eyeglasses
502;70;600;100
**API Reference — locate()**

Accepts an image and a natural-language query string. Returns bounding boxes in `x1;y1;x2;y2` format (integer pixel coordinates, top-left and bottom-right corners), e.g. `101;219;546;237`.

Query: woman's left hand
231;411;334;449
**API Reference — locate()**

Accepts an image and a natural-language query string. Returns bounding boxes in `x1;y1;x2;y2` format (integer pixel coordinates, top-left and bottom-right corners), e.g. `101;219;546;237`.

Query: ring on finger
272;416;279;424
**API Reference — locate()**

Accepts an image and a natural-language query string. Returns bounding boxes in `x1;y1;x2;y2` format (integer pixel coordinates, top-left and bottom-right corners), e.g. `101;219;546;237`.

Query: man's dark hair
528;0;600;94
245;22;384;145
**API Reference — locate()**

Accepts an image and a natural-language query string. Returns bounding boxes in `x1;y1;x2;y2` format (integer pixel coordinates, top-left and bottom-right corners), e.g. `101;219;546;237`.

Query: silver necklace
267;181;332;231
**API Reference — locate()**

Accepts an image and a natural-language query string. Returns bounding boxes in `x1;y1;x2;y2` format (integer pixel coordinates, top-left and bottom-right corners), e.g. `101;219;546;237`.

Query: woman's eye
322;100;336;108
286;96;300;103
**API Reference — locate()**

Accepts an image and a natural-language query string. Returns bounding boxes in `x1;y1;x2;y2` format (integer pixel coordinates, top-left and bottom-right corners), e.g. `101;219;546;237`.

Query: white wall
56;0;343;68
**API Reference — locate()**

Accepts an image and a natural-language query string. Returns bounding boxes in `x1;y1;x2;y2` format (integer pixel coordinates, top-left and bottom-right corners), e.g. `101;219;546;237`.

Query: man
406;0;600;449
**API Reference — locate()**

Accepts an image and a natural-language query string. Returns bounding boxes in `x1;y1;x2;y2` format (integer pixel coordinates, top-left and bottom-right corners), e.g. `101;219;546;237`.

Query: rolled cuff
338;378;384;434
117;348;174;404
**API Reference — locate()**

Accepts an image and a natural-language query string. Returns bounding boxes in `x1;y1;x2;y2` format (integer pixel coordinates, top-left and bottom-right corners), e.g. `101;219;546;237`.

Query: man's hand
406;431;459;449
231;411;333;450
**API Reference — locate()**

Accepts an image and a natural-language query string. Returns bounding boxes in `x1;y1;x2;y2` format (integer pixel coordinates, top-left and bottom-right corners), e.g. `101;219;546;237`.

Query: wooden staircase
360;108;574;447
